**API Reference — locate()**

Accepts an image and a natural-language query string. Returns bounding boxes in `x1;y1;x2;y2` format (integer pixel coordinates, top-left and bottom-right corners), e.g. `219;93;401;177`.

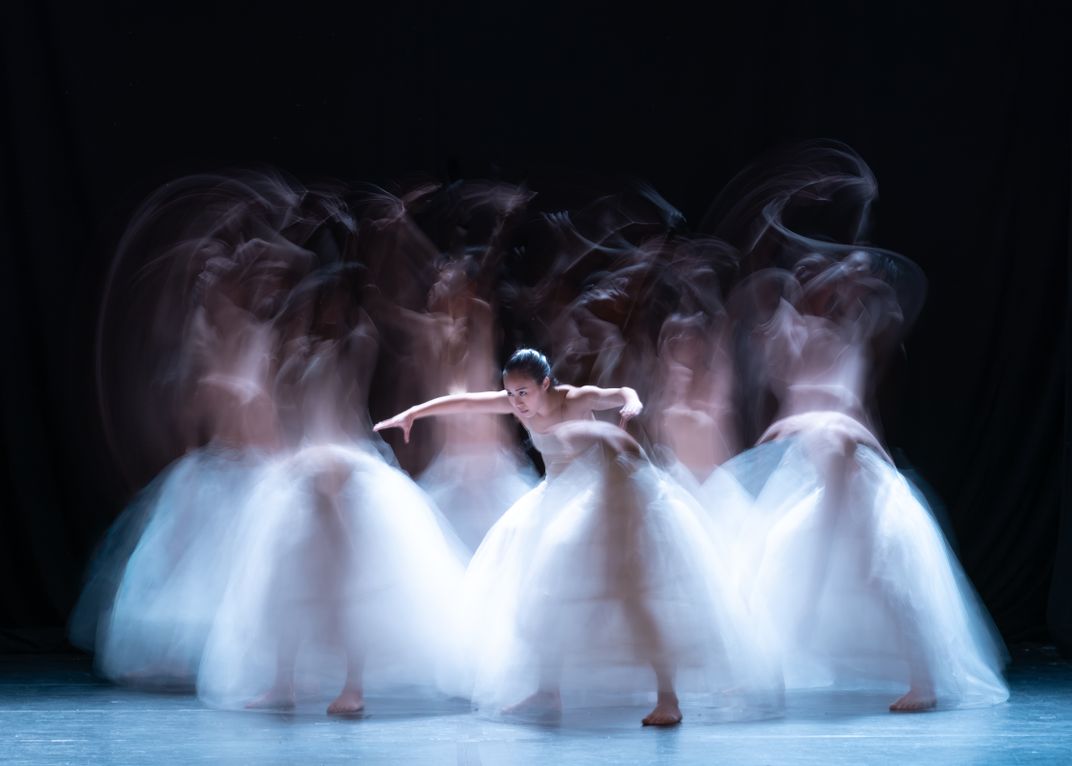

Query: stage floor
1;648;1069;765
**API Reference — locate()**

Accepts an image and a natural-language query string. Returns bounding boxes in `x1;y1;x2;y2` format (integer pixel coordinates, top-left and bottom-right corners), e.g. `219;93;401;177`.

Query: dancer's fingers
619;405;640;426
374;415;402;434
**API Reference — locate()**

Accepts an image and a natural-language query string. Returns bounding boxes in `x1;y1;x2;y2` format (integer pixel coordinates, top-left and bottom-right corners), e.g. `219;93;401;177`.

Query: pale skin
374;371;684;727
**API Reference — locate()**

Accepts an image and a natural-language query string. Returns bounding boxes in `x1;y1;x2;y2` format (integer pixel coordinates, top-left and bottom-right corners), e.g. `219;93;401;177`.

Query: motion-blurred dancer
376;349;780;726
727;255;1008;711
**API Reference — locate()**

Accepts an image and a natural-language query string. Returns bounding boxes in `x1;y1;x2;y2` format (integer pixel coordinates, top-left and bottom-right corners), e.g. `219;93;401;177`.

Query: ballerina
726;253;1009;712
375;348;780;726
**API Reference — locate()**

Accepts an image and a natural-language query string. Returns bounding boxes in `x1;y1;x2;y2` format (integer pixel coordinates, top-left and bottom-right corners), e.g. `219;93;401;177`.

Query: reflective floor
1;648;1069;765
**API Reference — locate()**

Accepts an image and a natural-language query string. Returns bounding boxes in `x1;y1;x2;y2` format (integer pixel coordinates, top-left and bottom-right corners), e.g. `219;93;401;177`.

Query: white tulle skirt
442;447;783;717
69;446;267;686
418;446;538;554
723;433;1009;707
662;458;760;605
196;443;467;710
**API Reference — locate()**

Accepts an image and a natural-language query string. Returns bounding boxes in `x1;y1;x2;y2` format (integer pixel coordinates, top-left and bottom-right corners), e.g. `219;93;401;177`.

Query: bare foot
501;690;562;719
245;687;296;711
889;687;937;713
642;692;683;727
327;689;366;716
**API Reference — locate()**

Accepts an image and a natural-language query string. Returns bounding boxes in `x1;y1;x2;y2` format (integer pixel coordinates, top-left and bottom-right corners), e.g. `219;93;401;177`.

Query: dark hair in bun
502;348;556;384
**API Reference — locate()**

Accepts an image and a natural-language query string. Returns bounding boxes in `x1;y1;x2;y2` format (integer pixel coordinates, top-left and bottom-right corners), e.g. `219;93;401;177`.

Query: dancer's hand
618;395;643;428
373;410;416;443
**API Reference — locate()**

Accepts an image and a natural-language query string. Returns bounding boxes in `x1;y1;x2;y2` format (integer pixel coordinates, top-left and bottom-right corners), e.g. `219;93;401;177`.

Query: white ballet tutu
442;445;783;717
69;446;268;686
723;428;1009;707
196;442;467;710
662;457;759;604
418;446;538;553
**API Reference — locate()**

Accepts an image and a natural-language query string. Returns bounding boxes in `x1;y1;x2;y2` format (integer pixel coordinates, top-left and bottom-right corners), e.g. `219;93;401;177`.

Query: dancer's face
503;372;551;419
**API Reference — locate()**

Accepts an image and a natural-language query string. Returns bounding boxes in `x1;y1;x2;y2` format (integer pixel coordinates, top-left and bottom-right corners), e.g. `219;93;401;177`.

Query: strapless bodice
527;427;575;479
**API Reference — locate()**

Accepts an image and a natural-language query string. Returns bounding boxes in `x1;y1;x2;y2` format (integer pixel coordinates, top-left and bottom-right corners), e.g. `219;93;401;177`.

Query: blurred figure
70;258;282;687
726;254;1008;711
411;258;538;552
655;312;738;479
361;181;542;552
197;267;468;716
648;238;743;476
71;171;337;687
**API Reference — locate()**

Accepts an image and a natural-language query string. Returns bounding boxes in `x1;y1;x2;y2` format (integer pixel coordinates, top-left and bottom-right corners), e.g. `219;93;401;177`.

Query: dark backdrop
2;1;1069;652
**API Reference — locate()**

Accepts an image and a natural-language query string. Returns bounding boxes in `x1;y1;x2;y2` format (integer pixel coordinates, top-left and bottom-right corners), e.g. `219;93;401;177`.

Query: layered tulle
442;445;783;716
418;446;538;554
69;446;269;686
723;431;1009;708
661;458;760;604
197;443;468;710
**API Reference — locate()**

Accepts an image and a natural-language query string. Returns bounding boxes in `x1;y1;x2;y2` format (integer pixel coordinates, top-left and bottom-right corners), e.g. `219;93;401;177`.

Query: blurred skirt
69;446;267;687
723;425;1009;708
442;445;783;718
196;442;467;710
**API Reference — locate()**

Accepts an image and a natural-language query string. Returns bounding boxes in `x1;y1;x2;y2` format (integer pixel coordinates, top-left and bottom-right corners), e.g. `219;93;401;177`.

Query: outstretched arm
566;385;643;427
373;391;512;443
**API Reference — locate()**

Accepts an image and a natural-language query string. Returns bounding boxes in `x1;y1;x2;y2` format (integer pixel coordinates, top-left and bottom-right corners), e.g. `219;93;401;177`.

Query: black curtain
1;1;1069;651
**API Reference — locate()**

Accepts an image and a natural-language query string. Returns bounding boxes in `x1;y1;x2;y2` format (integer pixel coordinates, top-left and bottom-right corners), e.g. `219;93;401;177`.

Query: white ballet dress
443;426;783;716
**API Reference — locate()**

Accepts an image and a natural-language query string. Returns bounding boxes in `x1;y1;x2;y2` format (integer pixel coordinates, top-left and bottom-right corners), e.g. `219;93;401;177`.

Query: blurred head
502;348;554;419
844;249;874;275
659;313;709;370
793;253;836;286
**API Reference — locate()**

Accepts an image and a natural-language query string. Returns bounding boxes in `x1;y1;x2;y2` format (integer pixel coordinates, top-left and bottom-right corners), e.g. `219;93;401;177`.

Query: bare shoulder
563;384;615;400
559;384;585;399
561;385;612;420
